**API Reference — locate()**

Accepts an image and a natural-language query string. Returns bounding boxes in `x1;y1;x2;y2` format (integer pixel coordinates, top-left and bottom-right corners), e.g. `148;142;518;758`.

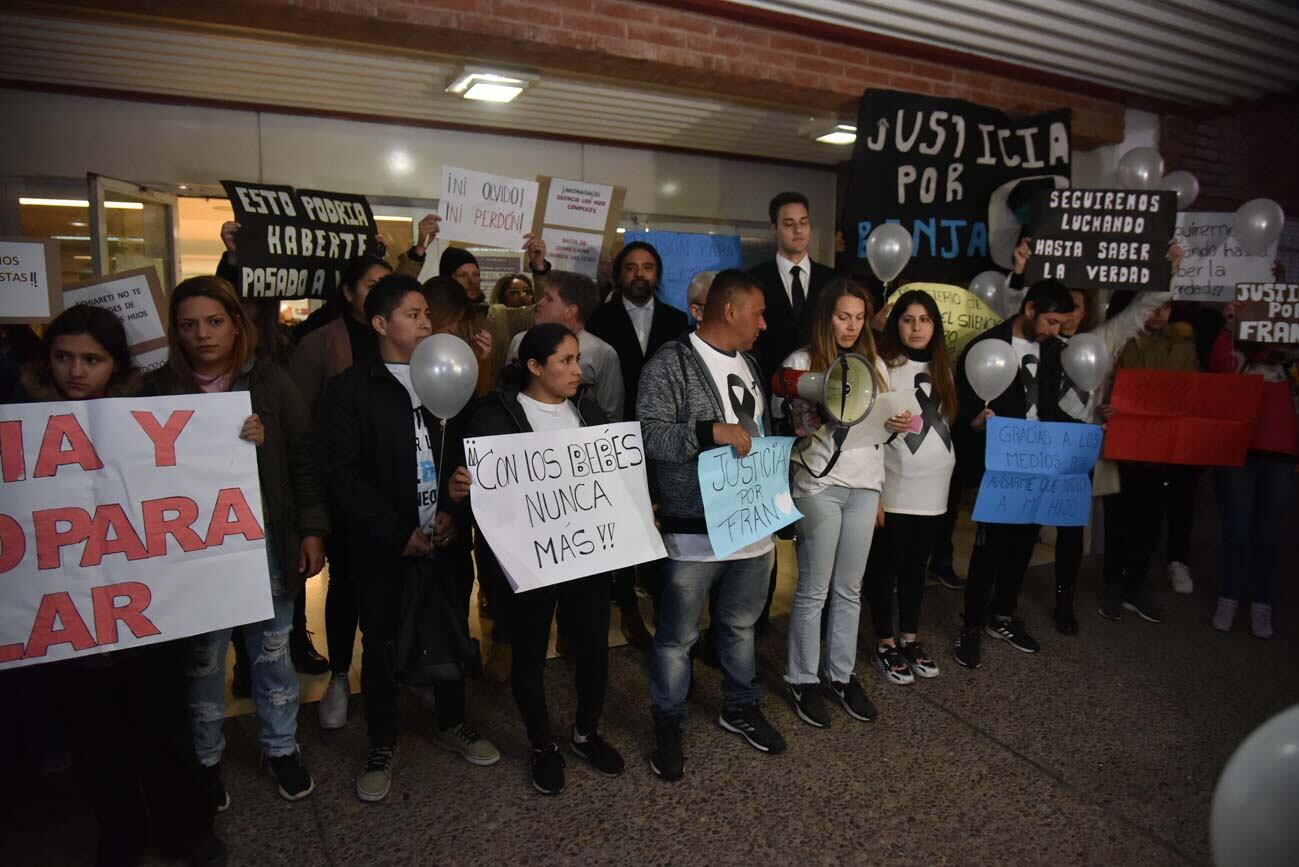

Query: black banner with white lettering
221;180;377;299
1026;189;1177;292
840;89;1071;285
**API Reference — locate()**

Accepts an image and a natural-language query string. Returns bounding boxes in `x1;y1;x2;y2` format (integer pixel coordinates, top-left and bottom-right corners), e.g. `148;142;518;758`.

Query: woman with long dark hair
147;276;328;811
24;305;225;866
869;289;957;684
457;323;625;795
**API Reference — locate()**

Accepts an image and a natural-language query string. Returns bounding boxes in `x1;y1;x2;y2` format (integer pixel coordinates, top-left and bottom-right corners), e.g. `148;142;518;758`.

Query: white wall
1;88;837;260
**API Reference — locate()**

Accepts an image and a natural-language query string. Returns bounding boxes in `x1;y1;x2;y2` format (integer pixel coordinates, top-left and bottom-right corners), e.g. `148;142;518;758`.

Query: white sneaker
1250;603;1273;640
1212;597;1238;632
1167;561;1193;595
318;673;350;730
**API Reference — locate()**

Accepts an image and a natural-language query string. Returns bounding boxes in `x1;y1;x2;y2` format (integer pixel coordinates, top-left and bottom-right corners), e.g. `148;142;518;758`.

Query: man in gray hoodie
636;269;786;782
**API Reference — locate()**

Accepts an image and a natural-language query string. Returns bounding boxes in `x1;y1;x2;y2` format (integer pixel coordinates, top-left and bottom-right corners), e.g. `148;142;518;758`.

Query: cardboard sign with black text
1026;189;1177;292
220;180;377;300
1234;283;1299;344
840;89;1071;283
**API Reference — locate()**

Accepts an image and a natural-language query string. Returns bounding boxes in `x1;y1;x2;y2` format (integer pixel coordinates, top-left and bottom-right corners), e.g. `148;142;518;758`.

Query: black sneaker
1054;596;1079;636
718;703;786;754
783;682;831;728
570;727;624;777
953;628;982;669
1123;589;1165;623
1098;584;1124;621
929;561;965;590
266;750;315;801
650;718;684;782
530;743;566;795
290;630;331;675
827;676;877;721
984;617;1040;653
200;761;229;813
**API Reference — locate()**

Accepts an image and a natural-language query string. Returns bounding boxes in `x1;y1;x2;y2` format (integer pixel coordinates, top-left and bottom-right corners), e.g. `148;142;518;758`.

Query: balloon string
437;418;448;527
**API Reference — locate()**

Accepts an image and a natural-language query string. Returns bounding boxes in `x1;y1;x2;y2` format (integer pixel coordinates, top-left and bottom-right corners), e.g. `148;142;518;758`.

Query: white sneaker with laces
1212;597;1238;632
318;673;349;730
1250;603;1273;640
1167;561;1193;595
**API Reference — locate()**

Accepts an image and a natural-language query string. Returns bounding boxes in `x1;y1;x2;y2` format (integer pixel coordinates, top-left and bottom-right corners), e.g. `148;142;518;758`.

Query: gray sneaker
317;674;349;731
355;744;397;803
433;722;500;766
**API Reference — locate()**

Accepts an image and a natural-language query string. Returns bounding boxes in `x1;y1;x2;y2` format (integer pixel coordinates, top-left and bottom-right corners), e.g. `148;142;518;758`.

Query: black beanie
439;246;479;276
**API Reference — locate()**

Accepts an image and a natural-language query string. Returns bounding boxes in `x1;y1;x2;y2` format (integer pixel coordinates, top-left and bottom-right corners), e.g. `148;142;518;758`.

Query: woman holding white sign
459;321;626;796
778;278;901;724
147;276;329;811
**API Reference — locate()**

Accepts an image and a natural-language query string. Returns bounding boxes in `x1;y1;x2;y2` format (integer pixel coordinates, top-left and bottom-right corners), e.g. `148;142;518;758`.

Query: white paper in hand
841;390;922;451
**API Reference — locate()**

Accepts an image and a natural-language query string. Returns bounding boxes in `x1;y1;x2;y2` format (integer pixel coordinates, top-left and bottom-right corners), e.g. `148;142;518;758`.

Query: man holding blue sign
637;269;786;782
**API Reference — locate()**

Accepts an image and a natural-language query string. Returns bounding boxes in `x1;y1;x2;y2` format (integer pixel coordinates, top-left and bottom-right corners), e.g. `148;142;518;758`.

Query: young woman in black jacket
458;323;626;796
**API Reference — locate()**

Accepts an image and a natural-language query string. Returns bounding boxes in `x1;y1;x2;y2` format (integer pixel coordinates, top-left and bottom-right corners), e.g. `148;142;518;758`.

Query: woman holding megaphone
777;278;904;727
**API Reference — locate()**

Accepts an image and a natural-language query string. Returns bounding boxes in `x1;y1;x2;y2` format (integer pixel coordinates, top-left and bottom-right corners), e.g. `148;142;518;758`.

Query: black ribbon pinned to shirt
727;373;762;437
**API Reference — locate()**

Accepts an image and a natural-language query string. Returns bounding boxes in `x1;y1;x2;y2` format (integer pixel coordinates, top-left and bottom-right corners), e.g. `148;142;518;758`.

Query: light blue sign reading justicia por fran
697;436;801;558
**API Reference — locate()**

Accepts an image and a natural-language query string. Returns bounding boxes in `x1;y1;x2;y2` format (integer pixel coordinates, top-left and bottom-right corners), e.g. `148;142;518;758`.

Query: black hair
1106;289;1136;319
27;304;139;398
338;254;392;304
768;191;810;225
701;269;764;321
364;273;424;323
1022;279;1077;316
498;323;576;390
611;241;663;289
544;270;600;324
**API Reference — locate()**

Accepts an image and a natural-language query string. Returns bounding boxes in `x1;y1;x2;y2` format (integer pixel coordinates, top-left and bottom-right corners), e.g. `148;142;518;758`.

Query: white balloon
866;223;913;284
1061;332;1110;392
1212;704;1299;867
409;333;479;420
964;339;1018;402
1159;170;1199;210
968;270;1006;309
1233;198;1285;256
1117;147;1164;191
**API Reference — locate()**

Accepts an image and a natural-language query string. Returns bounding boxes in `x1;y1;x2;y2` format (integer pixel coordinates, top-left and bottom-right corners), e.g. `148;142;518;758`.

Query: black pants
474;526;512;644
929;475;964;573
964;522;1039;628
1054;524;1084;599
357;566;467;747
1103;463;1198;591
869;513;939;638
325;528;358;673
505;574;610;748
50;642;214;863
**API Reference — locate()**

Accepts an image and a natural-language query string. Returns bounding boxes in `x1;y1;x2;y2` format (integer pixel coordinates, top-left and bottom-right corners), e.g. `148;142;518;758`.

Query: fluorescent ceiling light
447;67;537;103
20;197;145;209
374;215;413;222
814;124;857;145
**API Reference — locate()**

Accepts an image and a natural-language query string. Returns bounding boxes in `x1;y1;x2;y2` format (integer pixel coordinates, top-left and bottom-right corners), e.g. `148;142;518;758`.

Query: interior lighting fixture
446;67;538;103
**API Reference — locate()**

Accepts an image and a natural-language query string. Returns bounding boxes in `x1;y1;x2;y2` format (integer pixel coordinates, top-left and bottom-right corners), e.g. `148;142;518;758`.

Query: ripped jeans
189;537;299;765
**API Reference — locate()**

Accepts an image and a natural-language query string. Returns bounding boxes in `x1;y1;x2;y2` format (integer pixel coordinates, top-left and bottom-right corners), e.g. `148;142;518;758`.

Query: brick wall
1161;103;1299;212
47;0;1127;146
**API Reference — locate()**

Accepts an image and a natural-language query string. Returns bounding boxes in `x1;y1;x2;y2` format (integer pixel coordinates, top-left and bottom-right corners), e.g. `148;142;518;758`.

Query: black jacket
586;290;687;421
317;360;465;576
954;318;1066;485
749;257;836;381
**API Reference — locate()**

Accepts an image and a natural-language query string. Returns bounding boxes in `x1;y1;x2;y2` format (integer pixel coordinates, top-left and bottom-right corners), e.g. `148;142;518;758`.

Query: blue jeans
650;550;774;725
189;538;299;765
788;487;878;684
1214;453;1297;606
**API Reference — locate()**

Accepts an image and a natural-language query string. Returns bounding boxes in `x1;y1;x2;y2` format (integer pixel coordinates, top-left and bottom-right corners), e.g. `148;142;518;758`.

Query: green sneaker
433;722;500;766
355;744;397;803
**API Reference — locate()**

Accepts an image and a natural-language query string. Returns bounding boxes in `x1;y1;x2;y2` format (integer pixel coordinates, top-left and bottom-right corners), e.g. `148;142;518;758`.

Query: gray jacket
635;334;772;534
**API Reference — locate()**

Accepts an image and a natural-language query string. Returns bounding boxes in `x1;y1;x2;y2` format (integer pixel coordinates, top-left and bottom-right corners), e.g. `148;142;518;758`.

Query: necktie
790;265;806;318
1021;355;1039;415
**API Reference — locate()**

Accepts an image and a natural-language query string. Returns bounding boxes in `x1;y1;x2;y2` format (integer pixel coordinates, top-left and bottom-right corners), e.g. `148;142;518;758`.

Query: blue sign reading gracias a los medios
972;417;1102;526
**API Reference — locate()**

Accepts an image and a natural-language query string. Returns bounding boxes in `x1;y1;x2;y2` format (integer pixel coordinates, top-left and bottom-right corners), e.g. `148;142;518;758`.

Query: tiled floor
5;494;1295;866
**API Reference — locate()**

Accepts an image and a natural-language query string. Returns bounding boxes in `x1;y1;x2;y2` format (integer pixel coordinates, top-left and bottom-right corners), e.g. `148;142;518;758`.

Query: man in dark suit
749;191;837;381
586;240;688;648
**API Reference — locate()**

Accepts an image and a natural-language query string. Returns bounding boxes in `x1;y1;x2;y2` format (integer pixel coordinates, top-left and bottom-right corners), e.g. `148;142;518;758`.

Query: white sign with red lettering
0;393;272;669
439;166;538;250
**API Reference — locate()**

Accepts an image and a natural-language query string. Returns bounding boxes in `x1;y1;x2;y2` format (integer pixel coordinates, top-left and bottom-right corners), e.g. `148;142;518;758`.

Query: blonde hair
166;276;258;390
806;277;883;392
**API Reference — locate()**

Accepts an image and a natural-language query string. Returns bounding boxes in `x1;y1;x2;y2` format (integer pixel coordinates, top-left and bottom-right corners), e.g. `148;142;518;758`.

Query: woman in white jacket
779;278;905;727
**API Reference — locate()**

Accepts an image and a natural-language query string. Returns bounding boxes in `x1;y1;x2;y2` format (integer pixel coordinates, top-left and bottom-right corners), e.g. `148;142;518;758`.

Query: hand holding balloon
971;408;996;431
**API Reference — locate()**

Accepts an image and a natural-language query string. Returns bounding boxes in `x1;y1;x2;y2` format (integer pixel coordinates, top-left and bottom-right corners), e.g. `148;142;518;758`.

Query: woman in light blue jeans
779;278;909;727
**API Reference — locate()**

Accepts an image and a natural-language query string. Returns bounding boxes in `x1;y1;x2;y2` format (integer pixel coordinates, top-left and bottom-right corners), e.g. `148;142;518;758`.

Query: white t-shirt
387;363;438;529
1011;335;1041;420
664;333;773;563
508;328;625;422
883;357;956;515
517;392;582;432
778;348;888;497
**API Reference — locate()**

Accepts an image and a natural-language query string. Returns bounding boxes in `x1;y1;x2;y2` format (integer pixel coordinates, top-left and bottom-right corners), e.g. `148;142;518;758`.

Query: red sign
1103;370;1264;466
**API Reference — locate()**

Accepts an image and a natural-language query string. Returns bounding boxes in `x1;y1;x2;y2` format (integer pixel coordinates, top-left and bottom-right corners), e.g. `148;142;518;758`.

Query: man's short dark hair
364;273;424;323
702;269;763;321
1023;279;1076;316
545;270;599;325
769;191;810;225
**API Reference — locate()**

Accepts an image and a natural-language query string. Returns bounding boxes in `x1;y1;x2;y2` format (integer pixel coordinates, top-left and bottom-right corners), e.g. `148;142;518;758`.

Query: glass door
87;174;180;291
